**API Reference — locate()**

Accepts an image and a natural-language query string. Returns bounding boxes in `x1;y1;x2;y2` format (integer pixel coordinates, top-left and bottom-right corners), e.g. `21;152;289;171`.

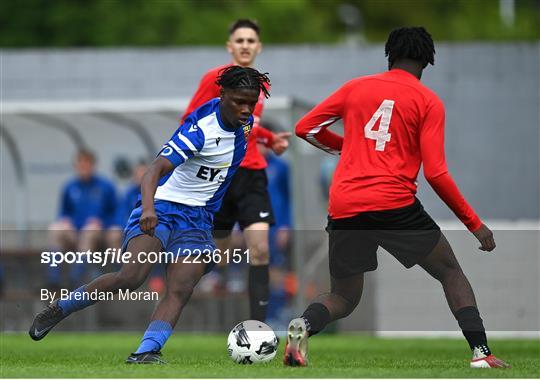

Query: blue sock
57;285;96;315
135;320;173;354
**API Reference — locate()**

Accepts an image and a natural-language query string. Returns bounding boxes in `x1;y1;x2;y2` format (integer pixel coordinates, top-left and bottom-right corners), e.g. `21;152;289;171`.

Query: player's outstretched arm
250;126;291;155
251;126;274;146
420;99;496;251
427;173;496;252
140;157;174;236
271;132;292;155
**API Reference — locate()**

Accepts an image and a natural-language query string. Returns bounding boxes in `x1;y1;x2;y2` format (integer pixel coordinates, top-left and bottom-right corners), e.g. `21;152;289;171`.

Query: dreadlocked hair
216;66;271;99
385;27;435;68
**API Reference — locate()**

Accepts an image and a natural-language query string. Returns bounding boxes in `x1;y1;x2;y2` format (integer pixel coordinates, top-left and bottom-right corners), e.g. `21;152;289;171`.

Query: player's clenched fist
472;224;496;252
140;210;158;236
271;132;292;155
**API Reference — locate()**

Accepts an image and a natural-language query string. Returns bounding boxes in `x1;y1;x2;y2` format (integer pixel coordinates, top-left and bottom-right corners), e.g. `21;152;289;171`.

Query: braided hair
385;27;435;68
216;66;271;99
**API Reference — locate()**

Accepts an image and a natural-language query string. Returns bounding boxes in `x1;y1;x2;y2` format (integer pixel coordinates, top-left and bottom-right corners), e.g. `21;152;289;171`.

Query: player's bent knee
106;228;123;248
113;272;146;291
48;226;77;250
214;237;231;253
49;223;74;238
167;284;195;303
81;228;102;240
248;241;269;264
49;219;75;231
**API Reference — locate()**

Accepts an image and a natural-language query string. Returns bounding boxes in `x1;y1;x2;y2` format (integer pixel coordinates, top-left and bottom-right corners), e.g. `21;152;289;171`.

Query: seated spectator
118;159;148;224
47;149;120;290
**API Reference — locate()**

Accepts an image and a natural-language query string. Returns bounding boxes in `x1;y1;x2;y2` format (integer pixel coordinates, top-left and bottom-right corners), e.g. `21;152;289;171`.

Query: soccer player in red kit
182;19;290;321
283;27;509;369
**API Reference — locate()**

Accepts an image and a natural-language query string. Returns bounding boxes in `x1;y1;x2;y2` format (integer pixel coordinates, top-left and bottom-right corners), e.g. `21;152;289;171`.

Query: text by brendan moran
41;289;159;302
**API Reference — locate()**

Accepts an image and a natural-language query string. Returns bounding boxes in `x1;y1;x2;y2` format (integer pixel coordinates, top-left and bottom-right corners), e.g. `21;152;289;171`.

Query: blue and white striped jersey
155;98;252;213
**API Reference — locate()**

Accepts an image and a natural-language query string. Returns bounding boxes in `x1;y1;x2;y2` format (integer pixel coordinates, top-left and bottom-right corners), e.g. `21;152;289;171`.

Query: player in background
182;19;290;321
283;27;509;369
47;150;120;290
118;159;149;225
29;66;271;364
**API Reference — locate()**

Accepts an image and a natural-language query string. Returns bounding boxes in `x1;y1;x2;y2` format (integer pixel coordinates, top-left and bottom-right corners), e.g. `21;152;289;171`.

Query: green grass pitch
1;333;538;378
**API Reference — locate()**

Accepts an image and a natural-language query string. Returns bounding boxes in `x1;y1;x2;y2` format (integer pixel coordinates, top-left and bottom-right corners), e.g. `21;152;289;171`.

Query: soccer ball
227;320;278;364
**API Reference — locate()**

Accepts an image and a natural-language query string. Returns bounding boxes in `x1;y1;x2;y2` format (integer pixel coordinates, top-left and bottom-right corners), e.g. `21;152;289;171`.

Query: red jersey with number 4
295;69;482;232
182;64;273;170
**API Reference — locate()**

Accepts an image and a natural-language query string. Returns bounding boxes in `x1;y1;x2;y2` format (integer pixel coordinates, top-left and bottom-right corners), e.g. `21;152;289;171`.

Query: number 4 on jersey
364;99;394;151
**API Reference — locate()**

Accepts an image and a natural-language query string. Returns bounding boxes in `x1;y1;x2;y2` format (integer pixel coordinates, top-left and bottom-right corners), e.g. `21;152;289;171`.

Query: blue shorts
122;200;216;273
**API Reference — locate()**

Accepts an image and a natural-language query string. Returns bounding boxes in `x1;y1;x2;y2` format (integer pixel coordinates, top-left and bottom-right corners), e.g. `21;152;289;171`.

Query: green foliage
1;0;539;47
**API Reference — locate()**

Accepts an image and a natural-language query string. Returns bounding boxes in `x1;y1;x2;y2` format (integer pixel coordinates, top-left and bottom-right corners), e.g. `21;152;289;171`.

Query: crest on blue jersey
243;124;251;139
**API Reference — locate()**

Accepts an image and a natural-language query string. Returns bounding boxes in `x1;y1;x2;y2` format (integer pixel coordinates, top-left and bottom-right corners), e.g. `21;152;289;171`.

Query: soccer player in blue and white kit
29;66;272;364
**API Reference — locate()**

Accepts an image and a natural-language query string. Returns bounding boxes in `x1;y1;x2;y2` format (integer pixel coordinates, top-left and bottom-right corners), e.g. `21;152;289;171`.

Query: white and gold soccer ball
227;320;278;364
